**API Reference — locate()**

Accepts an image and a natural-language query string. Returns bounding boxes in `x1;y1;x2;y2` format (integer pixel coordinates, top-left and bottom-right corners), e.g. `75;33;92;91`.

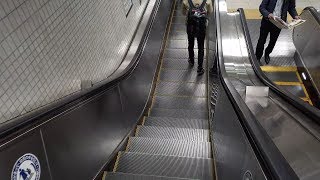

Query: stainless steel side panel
293;8;320;96
219;6;320;180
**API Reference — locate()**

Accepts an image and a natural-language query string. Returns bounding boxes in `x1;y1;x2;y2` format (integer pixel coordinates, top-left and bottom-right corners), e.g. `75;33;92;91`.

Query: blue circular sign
11;153;41;180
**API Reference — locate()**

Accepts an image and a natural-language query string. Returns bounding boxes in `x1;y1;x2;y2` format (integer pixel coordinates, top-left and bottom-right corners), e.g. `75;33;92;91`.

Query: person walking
182;0;213;75
256;0;300;65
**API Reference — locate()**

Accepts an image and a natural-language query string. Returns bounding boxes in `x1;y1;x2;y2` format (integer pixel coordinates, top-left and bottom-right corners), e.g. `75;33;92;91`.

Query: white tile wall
0;0;149;123
227;0;319;9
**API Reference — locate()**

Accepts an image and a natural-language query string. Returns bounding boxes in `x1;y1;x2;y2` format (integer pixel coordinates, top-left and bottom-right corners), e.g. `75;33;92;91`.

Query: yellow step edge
296;71;303;83
261;66;297;72
141;116;146;125
112;152;122;172
102;171;107;180
301;84;311;100
135;125;141;136
274;81;302;86
125;137;131;152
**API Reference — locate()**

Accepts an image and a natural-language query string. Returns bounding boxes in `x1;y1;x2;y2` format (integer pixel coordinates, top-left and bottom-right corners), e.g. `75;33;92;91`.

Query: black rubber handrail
303;6;320;25
238;8;320;126
213;1;299;179
0;0;160;140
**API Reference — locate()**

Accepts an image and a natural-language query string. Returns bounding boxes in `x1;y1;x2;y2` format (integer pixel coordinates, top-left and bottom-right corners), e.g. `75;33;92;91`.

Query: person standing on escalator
182;0;213;75
256;0;300;65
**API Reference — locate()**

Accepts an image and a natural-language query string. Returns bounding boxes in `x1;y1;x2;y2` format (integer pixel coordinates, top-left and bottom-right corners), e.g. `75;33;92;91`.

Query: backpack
187;0;207;37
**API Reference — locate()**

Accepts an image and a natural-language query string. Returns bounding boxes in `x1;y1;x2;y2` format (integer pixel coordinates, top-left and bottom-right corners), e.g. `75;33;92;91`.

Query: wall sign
122;0;133;17
11;153;41;180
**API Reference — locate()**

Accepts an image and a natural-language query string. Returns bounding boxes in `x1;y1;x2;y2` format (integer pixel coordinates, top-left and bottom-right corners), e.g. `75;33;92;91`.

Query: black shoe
265;54;270;64
188;59;194;67
197;67;204;75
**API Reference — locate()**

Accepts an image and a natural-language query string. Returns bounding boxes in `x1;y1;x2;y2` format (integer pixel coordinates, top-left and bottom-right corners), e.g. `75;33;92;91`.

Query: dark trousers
187;31;205;68
255;19;281;60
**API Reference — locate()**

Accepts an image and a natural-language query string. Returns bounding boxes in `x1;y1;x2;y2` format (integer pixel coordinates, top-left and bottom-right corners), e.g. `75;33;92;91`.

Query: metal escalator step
160;69;205;83
172;16;185;24
152;96;206;110
115;152;213;179
163;49;206;59
127;137;212;158
150;108;208;119
264;71;300;82
174;10;184;16
104;172;196;180
162;58;206;70
169;31;187;40
278;84;306;97
136;126;209;142
171;24;185;32
144;116;208;129
156;81;206;97
167;40;206;49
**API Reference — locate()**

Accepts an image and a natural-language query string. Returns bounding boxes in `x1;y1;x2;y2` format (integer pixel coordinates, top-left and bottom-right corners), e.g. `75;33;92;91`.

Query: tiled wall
0;0;149;123
227;0;320;9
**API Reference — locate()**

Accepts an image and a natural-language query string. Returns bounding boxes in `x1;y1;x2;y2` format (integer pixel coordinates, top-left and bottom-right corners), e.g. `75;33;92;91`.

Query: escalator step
104;172;196;180
115;152;213;179
169;31;187;40
162;58;206;70
127;137;212;158
152;96;206;110
163;49;205;59
136;126;209;142
144;116;208;129
160;69;205;83
150;108;208;119
171;24;185;32
155;81;206;97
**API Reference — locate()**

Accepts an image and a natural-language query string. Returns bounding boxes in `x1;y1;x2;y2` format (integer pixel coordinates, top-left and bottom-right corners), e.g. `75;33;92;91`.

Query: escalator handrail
303;6;320;25
0;0;160;140
238;8;320;126
214;1;299;179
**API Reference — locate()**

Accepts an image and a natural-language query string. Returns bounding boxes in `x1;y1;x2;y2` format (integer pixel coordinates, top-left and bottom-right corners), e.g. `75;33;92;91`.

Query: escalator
2;0;320;180
246;7;320;107
103;1;214;179
215;0;320;178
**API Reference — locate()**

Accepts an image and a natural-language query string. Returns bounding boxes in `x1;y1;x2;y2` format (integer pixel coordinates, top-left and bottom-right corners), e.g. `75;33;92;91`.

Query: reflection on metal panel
293;8;320;97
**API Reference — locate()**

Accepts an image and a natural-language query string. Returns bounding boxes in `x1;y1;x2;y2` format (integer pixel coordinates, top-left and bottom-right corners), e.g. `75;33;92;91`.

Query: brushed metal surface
144;116;209;129
218;3;320;179
136;126;209;142
104;172;196;180
116;152;213;179
293;7;320;97
127;137;211;158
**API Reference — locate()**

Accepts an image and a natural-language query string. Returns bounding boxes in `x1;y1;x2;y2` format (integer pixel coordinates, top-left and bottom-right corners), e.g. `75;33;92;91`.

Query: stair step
104;172;196;180
152;96;206;110
127;137;212;158
160;69;205;83
115;152;213;179
149;108;208;119
155;81;206;97
136;126;209;142
144;116;209;129
162;58;207;70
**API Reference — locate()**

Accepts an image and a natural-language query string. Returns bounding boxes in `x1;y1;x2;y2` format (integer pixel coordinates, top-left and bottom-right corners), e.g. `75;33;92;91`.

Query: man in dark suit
256;0;300;64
